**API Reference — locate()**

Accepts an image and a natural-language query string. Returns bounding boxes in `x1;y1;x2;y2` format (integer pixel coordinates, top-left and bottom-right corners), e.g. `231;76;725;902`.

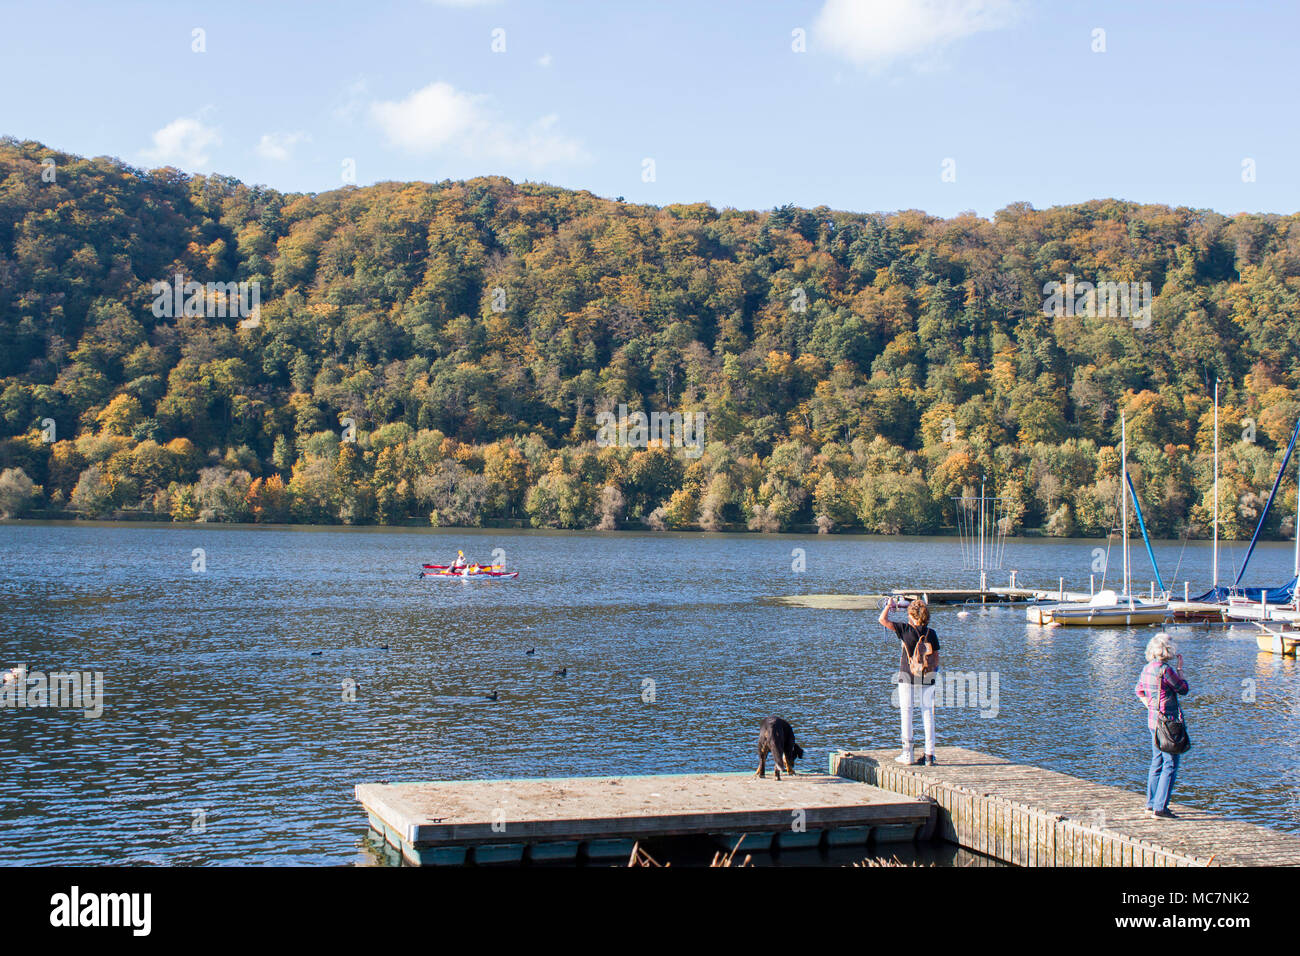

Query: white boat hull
1027;601;1169;627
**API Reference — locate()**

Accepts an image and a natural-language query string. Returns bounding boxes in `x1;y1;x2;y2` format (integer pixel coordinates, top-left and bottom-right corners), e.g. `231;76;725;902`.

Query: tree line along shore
2;138;1299;537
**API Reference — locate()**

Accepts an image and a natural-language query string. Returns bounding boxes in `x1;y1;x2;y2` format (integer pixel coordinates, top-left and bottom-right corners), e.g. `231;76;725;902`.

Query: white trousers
898;680;936;755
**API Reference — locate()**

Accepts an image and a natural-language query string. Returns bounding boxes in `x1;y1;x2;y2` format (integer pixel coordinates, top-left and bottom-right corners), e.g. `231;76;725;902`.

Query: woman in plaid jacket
1135;633;1189;819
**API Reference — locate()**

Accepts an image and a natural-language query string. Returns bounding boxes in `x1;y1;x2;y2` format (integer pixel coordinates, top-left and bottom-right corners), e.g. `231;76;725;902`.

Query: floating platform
356;772;934;866
832;747;1300;866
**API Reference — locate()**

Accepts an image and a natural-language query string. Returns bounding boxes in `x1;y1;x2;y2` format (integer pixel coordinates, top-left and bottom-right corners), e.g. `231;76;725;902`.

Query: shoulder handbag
1154;668;1191;755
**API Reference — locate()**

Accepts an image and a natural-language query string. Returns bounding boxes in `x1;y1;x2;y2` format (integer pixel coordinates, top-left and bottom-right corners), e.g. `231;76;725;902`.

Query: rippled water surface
2;522;1297;864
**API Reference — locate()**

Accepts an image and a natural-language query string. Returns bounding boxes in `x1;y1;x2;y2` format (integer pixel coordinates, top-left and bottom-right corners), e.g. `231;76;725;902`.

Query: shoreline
1;514;1294;546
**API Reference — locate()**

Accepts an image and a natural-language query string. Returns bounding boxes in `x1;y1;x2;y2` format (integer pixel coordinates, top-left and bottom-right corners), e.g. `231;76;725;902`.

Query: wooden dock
1166;601;1229;623
889;587;1043;605
357;748;1300;867
832;747;1300;866
357;772;934;866
773;593;890;611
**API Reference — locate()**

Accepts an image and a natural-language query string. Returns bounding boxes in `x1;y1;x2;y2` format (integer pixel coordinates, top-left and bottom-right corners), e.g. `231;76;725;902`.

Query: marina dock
832;747;1300;866
357;772;934;865
777;587;1231;623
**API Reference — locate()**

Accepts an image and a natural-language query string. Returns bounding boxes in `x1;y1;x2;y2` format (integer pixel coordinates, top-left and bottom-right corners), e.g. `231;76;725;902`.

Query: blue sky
1;0;1297;218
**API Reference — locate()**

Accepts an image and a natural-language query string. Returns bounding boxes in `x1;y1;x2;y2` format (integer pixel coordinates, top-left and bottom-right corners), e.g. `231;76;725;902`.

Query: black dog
755;717;804;780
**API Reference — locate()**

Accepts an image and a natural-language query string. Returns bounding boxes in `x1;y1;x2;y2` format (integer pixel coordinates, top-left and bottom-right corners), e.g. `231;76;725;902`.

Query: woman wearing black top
877;597;941;765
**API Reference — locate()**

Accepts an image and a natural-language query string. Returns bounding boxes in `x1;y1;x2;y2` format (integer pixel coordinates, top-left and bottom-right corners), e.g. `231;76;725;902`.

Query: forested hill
2;136;1299;537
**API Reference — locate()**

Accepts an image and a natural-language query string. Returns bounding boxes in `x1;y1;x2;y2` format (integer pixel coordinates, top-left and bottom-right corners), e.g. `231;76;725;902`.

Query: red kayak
419;564;519;580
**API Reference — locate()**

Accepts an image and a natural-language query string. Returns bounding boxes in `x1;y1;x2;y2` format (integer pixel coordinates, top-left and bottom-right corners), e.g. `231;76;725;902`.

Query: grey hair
1145;632;1177;662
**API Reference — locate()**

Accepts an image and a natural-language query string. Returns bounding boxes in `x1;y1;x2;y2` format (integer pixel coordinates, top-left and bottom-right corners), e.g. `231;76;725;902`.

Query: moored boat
1191;384;1300;613
1027;415;1169;628
1253;620;1300;656
1026;589;1168;626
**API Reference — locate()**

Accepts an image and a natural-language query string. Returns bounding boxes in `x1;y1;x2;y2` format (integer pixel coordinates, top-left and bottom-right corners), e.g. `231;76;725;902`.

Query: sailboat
1224;408;1300;651
1193;379;1300;613
1027;415;1169;626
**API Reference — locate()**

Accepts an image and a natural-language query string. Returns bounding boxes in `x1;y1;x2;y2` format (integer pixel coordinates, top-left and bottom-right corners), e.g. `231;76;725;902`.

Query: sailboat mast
1294;451;1299;579
1122;414;1130;601
1213;378;1219;589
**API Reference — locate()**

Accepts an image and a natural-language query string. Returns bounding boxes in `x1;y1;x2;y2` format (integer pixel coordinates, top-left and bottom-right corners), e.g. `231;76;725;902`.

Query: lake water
1;522;1297;865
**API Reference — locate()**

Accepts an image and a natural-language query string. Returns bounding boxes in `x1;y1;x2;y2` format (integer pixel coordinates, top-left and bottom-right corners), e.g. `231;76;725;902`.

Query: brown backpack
908;631;932;678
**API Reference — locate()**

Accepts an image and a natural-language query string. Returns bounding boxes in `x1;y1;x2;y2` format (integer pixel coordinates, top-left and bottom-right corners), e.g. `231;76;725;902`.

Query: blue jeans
1146;731;1180;811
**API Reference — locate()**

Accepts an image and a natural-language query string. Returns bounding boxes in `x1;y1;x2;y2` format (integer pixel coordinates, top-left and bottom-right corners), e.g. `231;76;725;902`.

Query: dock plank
357;772;933;862
832;747;1300;866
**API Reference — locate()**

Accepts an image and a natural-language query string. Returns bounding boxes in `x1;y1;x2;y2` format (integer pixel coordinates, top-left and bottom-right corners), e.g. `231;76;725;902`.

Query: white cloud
371;83;482;152
255;131;310;162
370;81;587;167
537;53;553;68
812;0;1022;69
141;117;221;169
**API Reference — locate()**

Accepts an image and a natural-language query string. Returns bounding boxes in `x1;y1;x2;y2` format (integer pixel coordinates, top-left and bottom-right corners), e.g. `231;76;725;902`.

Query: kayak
419;564;519;580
